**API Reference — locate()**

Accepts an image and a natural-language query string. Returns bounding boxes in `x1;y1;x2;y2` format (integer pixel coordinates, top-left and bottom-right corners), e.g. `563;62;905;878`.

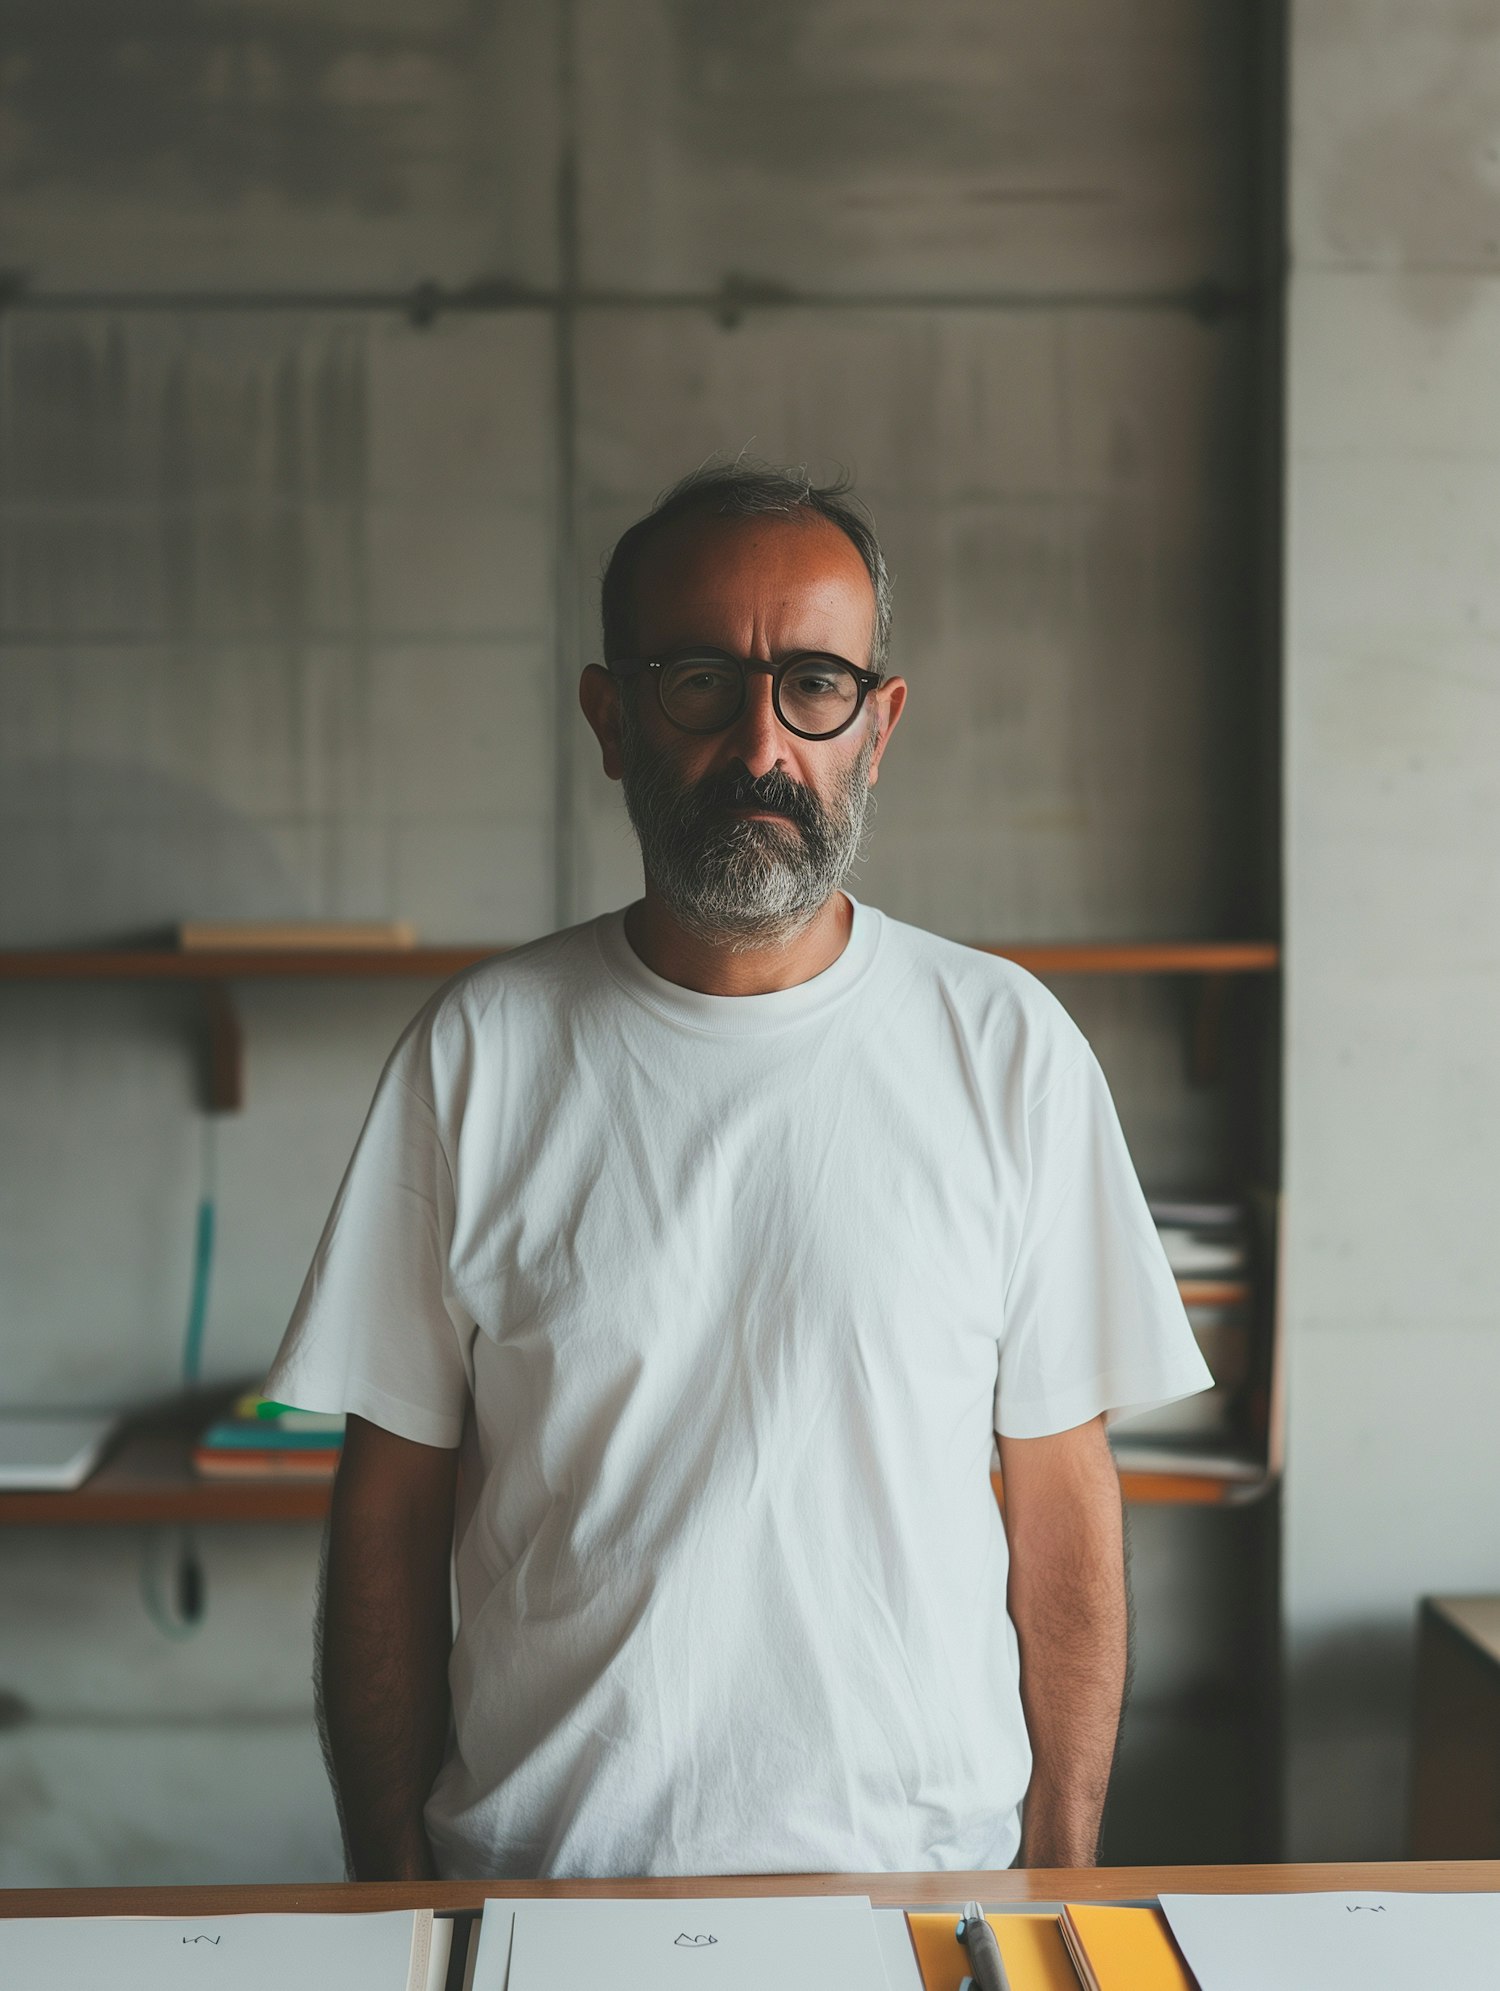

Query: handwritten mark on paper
673;1933;719;1947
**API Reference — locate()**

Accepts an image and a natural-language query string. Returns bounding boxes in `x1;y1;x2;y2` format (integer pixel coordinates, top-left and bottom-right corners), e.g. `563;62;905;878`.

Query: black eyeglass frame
607;649;883;741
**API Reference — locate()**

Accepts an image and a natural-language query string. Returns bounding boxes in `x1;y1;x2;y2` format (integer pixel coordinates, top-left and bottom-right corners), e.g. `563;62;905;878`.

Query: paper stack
1160;1890;1500;1990
0;1910;446;1991
1112;1197;1253;1450
470;1896;895;1991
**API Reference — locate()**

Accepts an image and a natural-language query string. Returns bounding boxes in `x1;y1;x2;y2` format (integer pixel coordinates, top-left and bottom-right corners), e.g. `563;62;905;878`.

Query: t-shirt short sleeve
263;1032;475;1449
995;1044;1213;1439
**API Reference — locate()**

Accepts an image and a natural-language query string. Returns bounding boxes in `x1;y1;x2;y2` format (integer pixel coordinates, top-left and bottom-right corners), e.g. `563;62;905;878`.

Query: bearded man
267;463;1210;1883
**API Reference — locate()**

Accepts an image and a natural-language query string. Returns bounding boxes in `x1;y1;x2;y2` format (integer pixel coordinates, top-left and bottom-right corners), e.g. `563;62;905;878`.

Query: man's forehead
630;511;877;655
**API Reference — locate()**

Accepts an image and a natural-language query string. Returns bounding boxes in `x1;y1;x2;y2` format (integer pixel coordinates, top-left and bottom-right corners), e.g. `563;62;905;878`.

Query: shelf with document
0;930;1281;1523
2;1344;1278;1525
0;1393;334;1527
5;1420;1253;1528
1108;1189;1285;1506
990;1192;1285;1509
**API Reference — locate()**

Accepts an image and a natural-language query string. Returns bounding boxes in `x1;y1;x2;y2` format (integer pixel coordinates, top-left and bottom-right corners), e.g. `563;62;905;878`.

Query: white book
0;1413;118;1490
1160;1890;1500;1990
1149;1198;1244;1228
1156;1227;1248;1275
473;1895;888;1991
0;1910;445;1991
1108;1442;1265;1481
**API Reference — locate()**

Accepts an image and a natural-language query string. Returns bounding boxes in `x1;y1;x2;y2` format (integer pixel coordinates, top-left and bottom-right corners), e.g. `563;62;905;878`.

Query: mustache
694;763;823;833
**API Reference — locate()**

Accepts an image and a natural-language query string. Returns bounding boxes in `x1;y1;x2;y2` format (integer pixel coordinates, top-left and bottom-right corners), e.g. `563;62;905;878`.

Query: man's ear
579;665;626;781
867;676;907;786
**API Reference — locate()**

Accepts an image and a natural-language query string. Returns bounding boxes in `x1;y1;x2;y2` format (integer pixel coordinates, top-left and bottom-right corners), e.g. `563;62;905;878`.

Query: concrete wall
0;1;1267;1880
1284;0;1500;1858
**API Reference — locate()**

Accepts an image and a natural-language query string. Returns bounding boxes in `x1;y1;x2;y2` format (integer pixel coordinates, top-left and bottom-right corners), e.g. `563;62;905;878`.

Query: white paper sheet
873;1907;925;1991
477;1895;885;1991
0;1911;428;1991
469;1901;518;1991
1161;1890;1500;1991
471;1899;919;1991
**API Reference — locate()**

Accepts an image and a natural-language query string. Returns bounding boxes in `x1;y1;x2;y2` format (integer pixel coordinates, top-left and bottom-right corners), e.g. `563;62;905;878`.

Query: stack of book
1114;1198;1253;1451
192;1393;344;1479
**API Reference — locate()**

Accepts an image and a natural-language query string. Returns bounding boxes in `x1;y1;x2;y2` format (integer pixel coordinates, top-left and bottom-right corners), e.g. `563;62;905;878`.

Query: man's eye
789;672;840;697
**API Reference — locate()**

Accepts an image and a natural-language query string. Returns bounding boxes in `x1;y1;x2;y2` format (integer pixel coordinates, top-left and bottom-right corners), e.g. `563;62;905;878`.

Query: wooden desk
2;1861;1498;1920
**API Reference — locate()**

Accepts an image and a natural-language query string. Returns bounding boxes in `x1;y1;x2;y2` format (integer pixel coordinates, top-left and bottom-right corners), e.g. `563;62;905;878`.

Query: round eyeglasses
609;649;881;741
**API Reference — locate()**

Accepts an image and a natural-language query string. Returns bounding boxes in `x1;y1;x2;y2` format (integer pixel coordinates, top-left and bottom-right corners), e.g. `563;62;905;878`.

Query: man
267;463;1210;1882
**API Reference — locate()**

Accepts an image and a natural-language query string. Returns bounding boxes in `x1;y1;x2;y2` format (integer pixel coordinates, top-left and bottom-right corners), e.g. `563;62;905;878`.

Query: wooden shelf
970;941;1279;976
0;1421;1266;1528
0;1405;332;1527
994;1454;1273;1513
1116;1456;1274;1507
0;937;1280;1109
0;947;494;982
0;937;1283;1525
0;939;1279;982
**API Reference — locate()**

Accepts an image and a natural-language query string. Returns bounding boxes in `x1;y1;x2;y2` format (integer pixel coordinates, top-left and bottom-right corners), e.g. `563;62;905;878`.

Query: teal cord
144;1116;218;1639
181;1119;218;1387
181;1194;215;1387
140;1528;204;1642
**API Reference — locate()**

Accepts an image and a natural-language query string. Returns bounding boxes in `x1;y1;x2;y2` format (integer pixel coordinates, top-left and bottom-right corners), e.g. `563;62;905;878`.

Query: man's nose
720;668;787;779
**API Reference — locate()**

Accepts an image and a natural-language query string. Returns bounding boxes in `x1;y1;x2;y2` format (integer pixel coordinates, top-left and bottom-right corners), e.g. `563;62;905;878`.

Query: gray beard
617;700;876;953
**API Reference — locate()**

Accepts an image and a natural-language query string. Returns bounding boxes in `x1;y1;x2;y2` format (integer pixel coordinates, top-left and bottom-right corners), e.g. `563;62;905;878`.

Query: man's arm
317;1413;460;1880
997;1413;1128;1867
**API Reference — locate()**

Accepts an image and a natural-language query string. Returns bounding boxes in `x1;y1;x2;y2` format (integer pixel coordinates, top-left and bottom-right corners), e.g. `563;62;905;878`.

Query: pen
957;1900;1012;1991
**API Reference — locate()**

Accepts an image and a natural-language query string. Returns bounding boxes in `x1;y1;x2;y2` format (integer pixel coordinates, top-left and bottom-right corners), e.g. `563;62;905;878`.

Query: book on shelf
1148;1195;1245;1230
1149;1198;1250;1275
1108;1441;1266;1484
1156;1227;1247;1275
175;920;417;952
1115;1295;1251;1445
192;1394;344;1481
0;1412;119;1491
1113;1197;1257;1445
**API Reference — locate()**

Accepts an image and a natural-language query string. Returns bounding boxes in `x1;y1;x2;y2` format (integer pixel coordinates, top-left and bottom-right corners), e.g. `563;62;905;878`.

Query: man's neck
623;888;854;996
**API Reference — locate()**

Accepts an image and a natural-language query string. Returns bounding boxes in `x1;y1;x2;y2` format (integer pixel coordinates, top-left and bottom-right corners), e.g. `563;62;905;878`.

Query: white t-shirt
266;897;1209;1880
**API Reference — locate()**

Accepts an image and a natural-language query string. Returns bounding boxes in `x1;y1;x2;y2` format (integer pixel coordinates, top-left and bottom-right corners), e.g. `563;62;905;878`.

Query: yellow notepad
1060;1904;1196;1991
905;1910;1081;1991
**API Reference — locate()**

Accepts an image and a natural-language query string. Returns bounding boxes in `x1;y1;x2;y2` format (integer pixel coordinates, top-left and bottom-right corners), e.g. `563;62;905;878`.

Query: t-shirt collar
593;892;883;1036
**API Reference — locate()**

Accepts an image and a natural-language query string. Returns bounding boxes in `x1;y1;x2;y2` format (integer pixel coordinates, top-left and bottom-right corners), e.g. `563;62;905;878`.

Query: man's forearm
1013;1578;1125;1865
317;1418;458;1881
1001;1419;1128;1868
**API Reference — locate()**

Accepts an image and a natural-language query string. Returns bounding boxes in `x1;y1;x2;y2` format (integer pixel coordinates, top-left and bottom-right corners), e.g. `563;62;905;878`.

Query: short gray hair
600;460;893;675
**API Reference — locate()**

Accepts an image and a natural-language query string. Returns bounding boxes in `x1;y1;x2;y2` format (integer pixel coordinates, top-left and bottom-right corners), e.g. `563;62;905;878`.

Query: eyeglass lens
657;655;861;737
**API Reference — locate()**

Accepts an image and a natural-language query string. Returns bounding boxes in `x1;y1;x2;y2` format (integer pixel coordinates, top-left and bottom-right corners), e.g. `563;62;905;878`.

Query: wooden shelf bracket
200;982;244;1115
